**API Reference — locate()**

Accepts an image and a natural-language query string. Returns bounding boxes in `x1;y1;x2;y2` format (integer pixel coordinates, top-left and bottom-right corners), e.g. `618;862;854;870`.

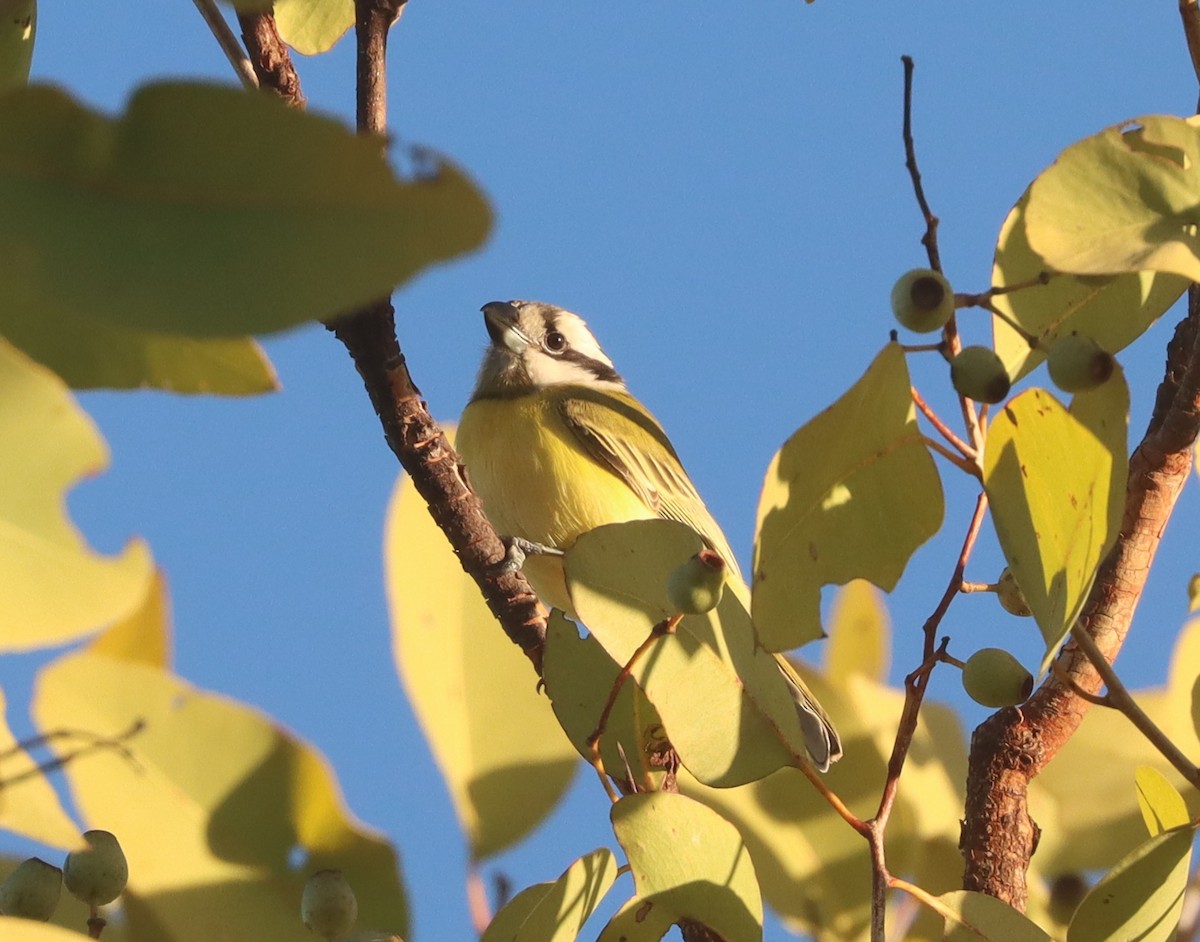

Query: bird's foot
494;536;564;574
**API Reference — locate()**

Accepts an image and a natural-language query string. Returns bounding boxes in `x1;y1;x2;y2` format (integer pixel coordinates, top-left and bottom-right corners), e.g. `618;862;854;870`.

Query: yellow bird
457;300;841;770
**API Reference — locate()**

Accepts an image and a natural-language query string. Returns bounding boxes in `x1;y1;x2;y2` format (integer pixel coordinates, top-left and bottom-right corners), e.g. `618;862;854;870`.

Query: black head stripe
562;348;623;385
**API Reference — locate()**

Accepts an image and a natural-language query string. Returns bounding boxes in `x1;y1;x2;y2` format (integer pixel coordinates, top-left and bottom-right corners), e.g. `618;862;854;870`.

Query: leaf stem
911;385;976;460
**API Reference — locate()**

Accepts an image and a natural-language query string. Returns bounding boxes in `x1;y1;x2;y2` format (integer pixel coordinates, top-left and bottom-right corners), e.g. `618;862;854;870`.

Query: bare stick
911;385;977;459
191;0;258;89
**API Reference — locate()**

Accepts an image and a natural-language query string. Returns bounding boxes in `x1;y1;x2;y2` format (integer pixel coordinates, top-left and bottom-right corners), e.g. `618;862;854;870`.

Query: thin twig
191;0;258;89
911;386;976;460
901;55;940;273
1069;623;1200;785
922;434;982;479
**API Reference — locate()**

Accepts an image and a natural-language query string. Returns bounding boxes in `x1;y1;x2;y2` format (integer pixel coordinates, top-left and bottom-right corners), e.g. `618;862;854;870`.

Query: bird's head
472;300;625;396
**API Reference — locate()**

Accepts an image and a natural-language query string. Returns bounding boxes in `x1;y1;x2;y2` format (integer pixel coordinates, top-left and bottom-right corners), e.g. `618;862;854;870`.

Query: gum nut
666;549;726;614
63;830;128;906
996;567;1033;617
302;870;358;942
962;648;1034;708
950;346;1011;404
0;857;62;920
1047;333;1114;393
890;268;955;333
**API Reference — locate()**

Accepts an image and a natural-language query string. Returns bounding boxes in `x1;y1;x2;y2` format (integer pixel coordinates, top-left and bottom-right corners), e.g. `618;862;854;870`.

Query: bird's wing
556;387;746;585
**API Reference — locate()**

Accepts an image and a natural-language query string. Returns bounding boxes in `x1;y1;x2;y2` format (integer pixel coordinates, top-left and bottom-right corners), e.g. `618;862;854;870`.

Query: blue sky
12;2;1200;940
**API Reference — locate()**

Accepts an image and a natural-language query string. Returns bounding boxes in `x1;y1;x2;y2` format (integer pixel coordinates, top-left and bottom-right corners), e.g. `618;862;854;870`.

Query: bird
456;299;842;771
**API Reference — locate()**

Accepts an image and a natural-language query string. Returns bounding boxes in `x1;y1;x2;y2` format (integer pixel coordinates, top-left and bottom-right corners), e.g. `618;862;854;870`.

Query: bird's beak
481;301;531;354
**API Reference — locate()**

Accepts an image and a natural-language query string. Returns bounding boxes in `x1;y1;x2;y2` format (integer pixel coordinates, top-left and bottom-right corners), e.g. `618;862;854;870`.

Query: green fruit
995;567;1032;617
302;870;358;942
1046;333;1114;393
0;857;62;921
63;830;127;906
962;648;1034;708
665;549;726;615
950;346;1011;404
890;268;955;333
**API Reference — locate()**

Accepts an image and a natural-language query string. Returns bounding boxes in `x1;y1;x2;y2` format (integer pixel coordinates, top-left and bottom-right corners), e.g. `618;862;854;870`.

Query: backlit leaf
984;374;1128;668
387;455;576;860
564;520;808;787
0;917;99;942
824;580;890;684
1025;115;1200;281
0;688;80;849
1135;766;1189;836
481;848;619;942
85;568;172;668
0;339;152;651
991;193;1186;381
33;650;410;942
0;83;490;338
599;791;762;942
274;0;354;55
1067;825;1194;942
754;343;943;651
938;890;1052;941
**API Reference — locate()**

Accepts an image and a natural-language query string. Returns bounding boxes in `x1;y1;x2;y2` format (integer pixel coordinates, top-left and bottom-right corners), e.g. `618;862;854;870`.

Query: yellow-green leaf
991;193;1187;381
938;890;1052;941
387;460;576;860
1067;825;1194;942
599;791;762;942
542;612;665;792
0;688;80;849
1;309;278;393
1135;766;1189;836
564;520;808;787
984;374;1128;668
0;917;96;942
754;343;943;651
85;568;172;668
1025;115;1200;281
481;848;619;942
33;649;409;942
824;580;891;684
0;83;490;338
274;0;354;55
0;340;153;651
0;0;34;93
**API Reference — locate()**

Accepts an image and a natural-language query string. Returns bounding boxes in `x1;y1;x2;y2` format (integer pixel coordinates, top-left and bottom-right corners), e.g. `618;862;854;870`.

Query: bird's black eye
543;331;568;353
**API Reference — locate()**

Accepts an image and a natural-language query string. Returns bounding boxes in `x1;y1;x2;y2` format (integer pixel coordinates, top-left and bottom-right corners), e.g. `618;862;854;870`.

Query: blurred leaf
564;520;808;787
0;688;80;848
274;0;353;54
0;309;278;393
1025;115;1200;281
991;193;1186;381
33;650;409;942
0;83;490;337
0;917;94;942
599;791;762;942
825;580;890;684
753;343;943;651
85;568;172;668
0;0;34;92
387;458;576;860
481;848;619;942
1067;825;1194;942
938;890;1052;941
542;612;665;791
984;374;1128;669
1134;766;1189;836
0;339;153;652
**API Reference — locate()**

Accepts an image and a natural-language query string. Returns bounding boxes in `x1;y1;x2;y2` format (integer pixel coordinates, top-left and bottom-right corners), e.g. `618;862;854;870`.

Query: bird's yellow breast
457;392;654;611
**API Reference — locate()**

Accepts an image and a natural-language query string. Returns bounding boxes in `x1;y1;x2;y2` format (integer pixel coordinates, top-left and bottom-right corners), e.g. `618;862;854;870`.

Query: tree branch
237;9;305;108
960;289;1200;908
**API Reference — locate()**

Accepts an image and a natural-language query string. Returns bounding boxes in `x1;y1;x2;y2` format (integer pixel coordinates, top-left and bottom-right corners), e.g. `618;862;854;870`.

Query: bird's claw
495;536;563;574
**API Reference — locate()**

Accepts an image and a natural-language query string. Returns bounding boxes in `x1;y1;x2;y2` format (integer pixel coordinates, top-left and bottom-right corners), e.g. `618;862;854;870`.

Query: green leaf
0;0;34;92
824;580;891;684
991;193;1187;382
938;890;1052;941
1025;115;1200;281
1135;766;1189;836
274;0;354;55
564;519;808;787
33;649;410;942
1067;825;1194;942
0;339;153;652
753;343;943;651
542;612;666;792
0;83;490;338
984;374;1128;668
387;455;577;860
0;309;278;393
599;792;762;942
481;848;619;942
